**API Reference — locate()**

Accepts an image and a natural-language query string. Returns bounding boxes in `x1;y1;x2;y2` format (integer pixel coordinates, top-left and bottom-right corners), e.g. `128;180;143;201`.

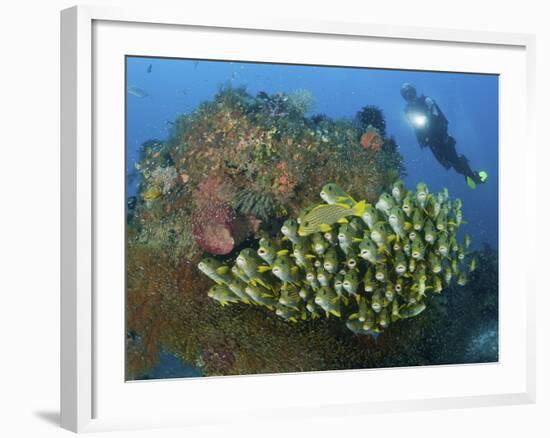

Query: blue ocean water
126;57;498;249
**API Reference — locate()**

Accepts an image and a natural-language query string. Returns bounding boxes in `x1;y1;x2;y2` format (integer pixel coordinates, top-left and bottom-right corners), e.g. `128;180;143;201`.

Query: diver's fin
478;170;488;183
466;176;477;189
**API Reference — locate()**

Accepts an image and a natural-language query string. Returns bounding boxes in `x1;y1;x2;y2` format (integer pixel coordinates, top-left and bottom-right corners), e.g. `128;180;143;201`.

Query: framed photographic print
61;5;536;433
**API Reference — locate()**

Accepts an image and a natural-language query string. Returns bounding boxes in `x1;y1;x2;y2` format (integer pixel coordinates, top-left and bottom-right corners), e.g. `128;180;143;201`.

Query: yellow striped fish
298;201;366;236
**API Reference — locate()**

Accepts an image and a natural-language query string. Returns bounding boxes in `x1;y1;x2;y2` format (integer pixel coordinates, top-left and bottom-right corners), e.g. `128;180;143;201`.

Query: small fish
272;255;300;284
231;265;249;283
444;266;453;285
245;284;277;309
371;290;384;313
402;237;412;257
281;218;302;244
435;211;447;232
370;222;391;249
349;296;369;322
198;258;232;285
437;188;449;204
345;250;360;270
375;265;387;282
457;247;466;262
423;220;437;244
311;232;329;256
337;224;358;254
449;235;459;253
412;208;425;231
464;234;471;249
127;85;149;98
236;248;272;287
408;257;417;273
278;283;302;310
391;299;401;321
257;236;285;265
297;286;313;302
428;252;442;274
363;268;376;293
402;194;415;217
394;251;407;276
468;258;477;272
433;276;443;293
316;268;333;287
322;247;340;274
343;270;359;297
436;235;449;258
298;201;367;236
411;239;425;260
208;285;241;306
314;286;341;317
359;237;384;264
361;205;380;229
394;278;404;294
346;318;369;334
413;264;429;298
451;258;459;274
305;300;324;319
375;193;395;216
378;308;390;328
416;182;429;208
400;302;426;319
348;217;366;234
292;241;314;268
457;272;468;286
142;185;162;202
228;279;252;304
388;207;406;238
275;303;301;322
385;283;395;302
320;183;356;206
391;180;406;203
333;274;344;297
323;228;339;246
427;196;441;219
127;196;137;210
305;269;320;289
363;307;377;331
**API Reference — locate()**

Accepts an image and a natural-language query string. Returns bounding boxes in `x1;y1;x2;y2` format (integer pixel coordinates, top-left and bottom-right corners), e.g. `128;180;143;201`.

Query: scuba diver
400;83;488;189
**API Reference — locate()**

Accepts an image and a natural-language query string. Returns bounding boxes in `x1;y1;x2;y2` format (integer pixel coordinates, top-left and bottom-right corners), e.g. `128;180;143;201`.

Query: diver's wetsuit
405;95;481;183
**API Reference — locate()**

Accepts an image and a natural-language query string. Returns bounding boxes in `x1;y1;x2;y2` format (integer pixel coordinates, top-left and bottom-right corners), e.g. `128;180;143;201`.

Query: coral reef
126;86;495;379
191;202;249;255
360;126;384;152
355;105;387;137
199;181;475;335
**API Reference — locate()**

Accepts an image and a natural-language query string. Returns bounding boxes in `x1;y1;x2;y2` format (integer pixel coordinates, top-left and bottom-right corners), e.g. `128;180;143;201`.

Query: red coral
192;202;249;255
272;161;298;201
360;126;384;152
195;175;235;207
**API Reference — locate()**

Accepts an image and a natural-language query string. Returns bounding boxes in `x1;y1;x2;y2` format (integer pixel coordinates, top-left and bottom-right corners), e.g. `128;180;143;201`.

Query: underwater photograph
125;56;499;380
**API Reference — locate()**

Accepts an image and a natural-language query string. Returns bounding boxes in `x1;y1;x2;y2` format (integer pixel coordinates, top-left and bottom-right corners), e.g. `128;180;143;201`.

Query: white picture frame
60;5;537;433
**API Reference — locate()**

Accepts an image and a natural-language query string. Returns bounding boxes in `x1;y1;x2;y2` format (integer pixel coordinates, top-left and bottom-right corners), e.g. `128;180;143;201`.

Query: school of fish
198;181;476;335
